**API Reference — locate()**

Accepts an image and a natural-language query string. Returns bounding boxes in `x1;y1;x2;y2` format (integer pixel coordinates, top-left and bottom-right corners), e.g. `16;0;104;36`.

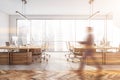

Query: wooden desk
0;45;42;52
0;46;42;65
72;46;103;64
72;46;120;65
0;52;9;64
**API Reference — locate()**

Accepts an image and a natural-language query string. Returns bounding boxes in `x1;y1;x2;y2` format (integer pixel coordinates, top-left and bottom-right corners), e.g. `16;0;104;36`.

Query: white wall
0;11;9;45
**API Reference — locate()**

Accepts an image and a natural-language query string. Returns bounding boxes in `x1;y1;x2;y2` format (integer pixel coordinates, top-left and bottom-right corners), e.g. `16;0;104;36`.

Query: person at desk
78;27;102;80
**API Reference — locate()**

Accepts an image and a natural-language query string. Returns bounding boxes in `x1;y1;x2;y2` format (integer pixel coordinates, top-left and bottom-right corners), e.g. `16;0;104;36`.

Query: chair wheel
67;58;69;61
72;61;74;63
65;55;67;57
40;60;42;63
43;57;45;60
46;59;48;62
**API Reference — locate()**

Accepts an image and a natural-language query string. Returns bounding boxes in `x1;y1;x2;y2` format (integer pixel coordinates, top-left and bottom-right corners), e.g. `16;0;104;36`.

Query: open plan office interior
1;0;120;80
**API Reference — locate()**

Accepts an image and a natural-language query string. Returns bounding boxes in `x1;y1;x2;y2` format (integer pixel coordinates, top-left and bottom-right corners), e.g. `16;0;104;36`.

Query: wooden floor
1;52;120;80
1;70;120;80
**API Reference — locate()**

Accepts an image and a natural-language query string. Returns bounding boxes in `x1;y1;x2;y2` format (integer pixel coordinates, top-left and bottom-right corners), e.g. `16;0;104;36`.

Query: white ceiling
0;0;119;15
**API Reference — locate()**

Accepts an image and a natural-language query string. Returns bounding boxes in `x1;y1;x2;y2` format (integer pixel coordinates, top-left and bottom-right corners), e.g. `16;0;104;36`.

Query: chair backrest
66;42;73;51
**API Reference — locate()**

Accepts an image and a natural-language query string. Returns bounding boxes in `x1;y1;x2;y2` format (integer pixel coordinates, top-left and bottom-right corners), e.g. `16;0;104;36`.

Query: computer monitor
5;42;10;46
11;36;18;46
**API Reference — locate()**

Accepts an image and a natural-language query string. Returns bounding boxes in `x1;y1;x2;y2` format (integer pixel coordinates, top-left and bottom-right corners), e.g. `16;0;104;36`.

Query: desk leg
102;51;104;65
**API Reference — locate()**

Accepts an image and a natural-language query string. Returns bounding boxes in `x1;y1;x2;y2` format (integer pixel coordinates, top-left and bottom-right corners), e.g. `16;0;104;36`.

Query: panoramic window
17;19;119;51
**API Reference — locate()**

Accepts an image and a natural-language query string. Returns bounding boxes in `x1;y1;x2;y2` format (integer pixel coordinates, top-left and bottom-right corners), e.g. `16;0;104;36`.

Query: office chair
66;42;83;62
